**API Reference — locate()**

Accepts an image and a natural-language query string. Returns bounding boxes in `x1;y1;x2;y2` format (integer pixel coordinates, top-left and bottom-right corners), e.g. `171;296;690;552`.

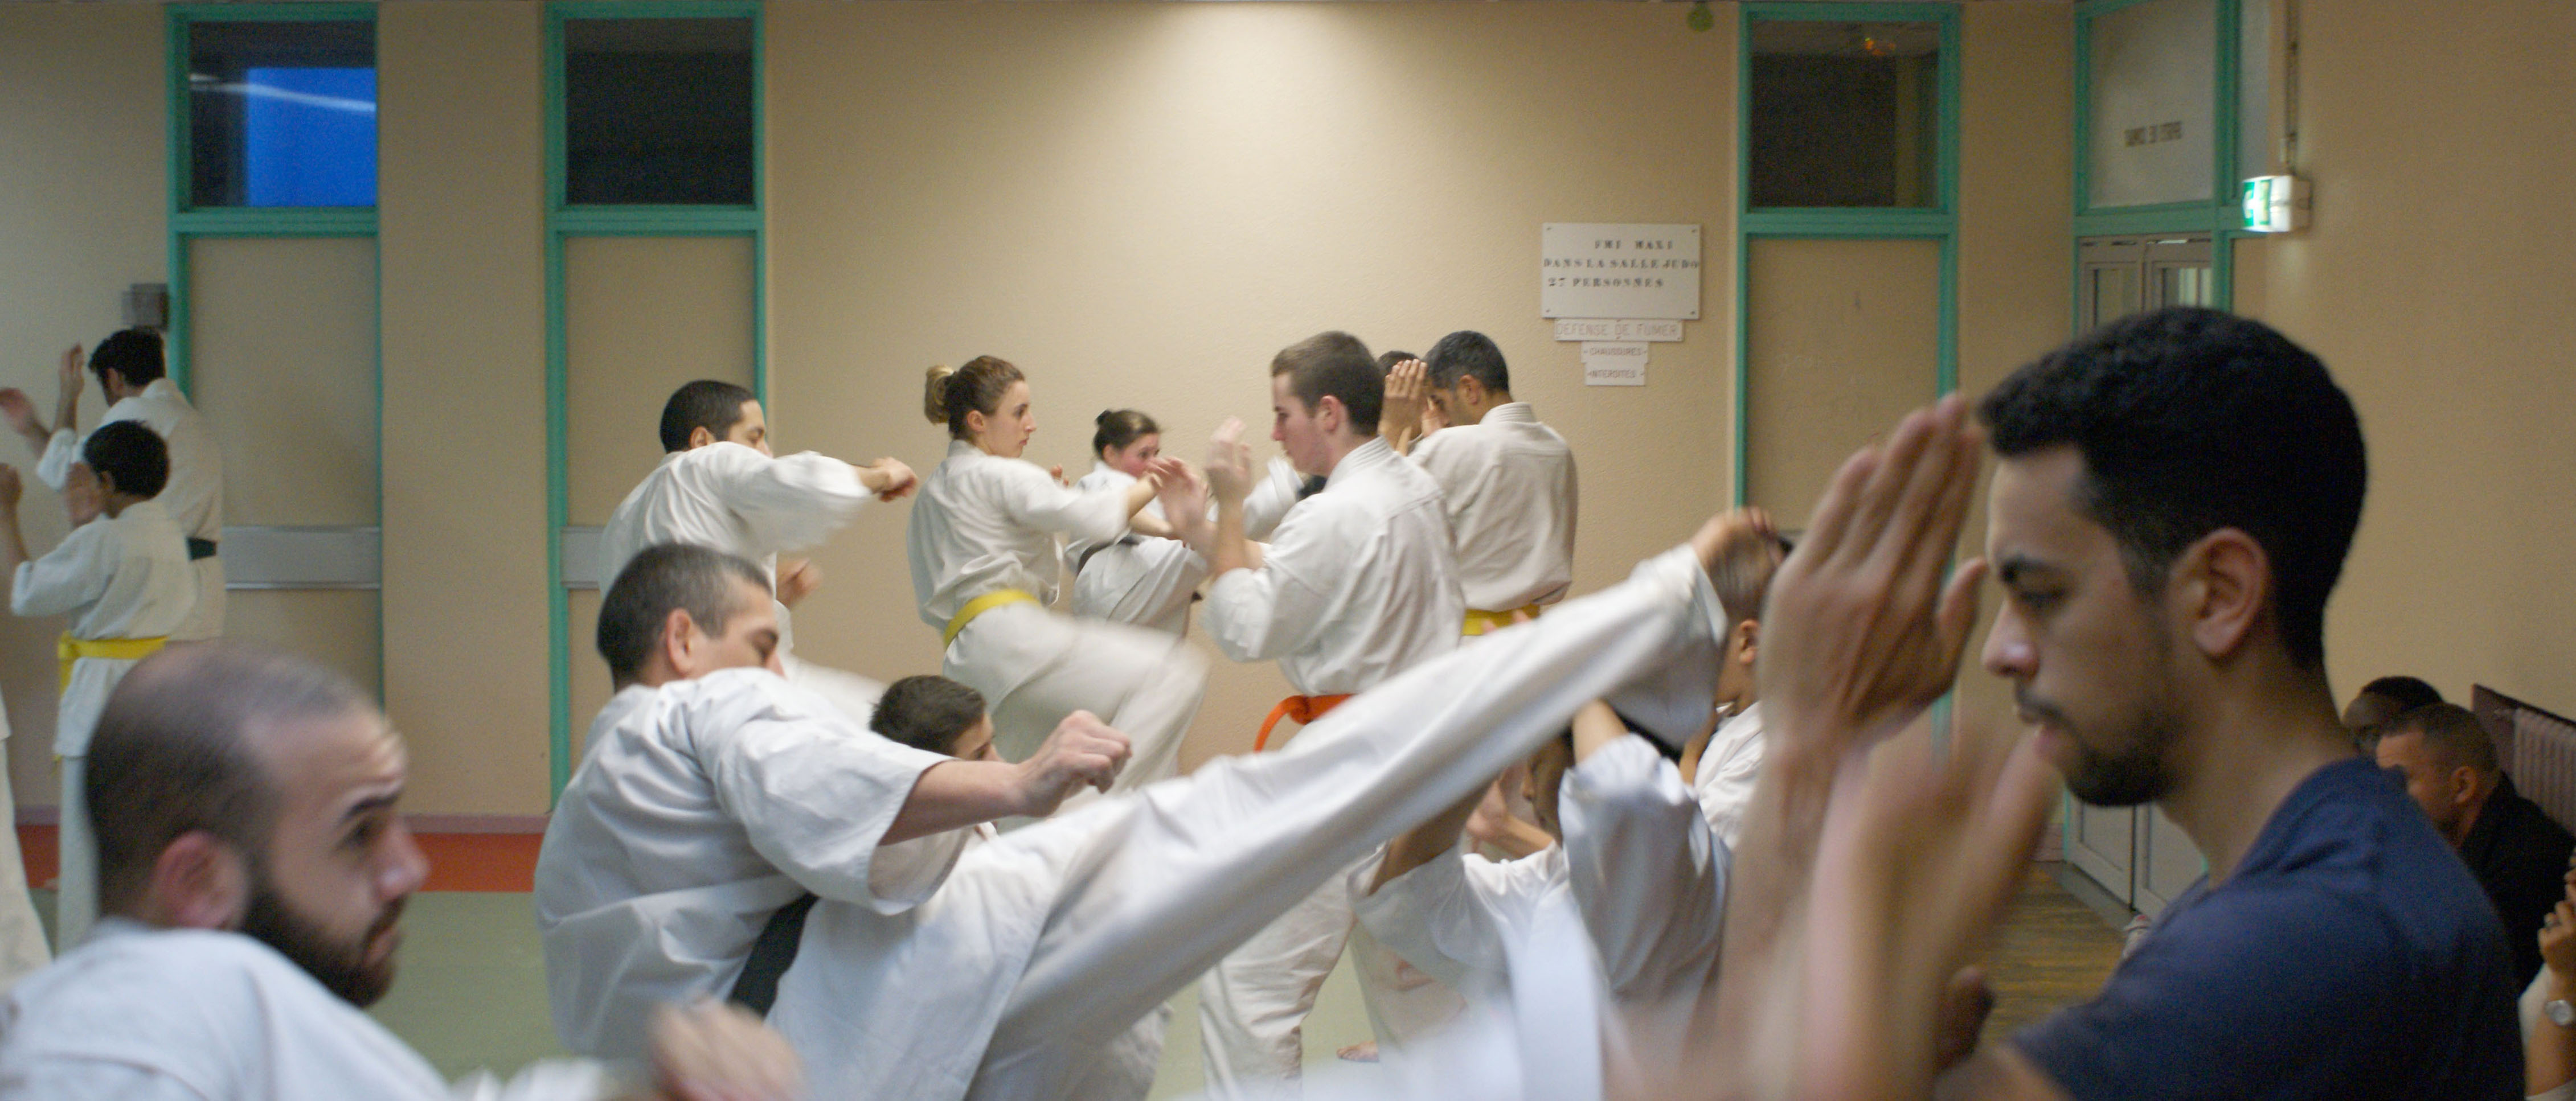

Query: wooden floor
1980;863;2129;1041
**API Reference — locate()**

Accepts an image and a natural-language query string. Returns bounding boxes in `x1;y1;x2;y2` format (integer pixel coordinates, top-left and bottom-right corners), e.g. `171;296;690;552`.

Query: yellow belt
944;589;1040;648
1461;604;1544;637
58;634;167;692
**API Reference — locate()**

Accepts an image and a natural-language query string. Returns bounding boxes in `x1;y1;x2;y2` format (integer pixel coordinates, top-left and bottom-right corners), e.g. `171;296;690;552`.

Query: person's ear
149;831;252;931
99;368;124;396
2175;529;2267;661
1316;396;1345;436
1735;619;1761;667
689;425;717;449
1457;375;1485;406
661;608;702;677
2450;765;2483;808
964;408;989;439
93;470;119;499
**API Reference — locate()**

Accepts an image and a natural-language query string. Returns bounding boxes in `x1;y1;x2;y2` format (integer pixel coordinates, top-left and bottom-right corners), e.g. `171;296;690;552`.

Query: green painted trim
2074;206;2220;237
173;209;379;236
543;1;768;800
1734;2;1960;508
166;10;191;387
1743;209;1953;238
2074;0;2166;18
544;229;572;799
169;3;375;22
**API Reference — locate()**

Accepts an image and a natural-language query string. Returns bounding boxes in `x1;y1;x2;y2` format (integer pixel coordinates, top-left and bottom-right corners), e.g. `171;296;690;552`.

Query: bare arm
0;389;50;455
1199;419;1265;578
1367;779;1488;894
50;346;81;445
1380;359;1430;456
882;712;1131;844
0;467;26;588
2532;898;2576;1096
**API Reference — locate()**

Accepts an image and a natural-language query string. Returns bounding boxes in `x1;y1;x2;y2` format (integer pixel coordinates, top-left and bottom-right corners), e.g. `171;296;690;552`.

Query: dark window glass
1748;21;1940;209
187;21;377;208
563;18;755;206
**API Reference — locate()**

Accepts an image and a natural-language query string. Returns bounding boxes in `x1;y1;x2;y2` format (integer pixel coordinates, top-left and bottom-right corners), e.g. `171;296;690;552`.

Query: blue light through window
240;67;376;207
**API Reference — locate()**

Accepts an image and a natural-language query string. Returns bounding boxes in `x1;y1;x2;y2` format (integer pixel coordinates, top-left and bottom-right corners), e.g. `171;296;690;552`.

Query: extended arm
882;712;1132;843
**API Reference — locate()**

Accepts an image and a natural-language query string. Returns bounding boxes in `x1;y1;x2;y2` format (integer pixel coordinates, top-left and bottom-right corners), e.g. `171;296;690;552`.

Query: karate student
766;513;1740;1101
0;331;224;640
1379;331;1579;634
597;379;919;720
537;543;1133;1059
0;643;802;1101
1673;518;1789;849
1;421;194;948
1153;331;1464;1092
1062;409;1206;636
908;357;1205;791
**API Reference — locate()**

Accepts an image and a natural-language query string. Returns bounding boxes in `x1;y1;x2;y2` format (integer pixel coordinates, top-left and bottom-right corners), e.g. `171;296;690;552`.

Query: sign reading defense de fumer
1541;224;1701;321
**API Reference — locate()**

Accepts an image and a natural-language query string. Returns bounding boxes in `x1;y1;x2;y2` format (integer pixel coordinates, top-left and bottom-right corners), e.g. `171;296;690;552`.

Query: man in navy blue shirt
1706;308;2521;1100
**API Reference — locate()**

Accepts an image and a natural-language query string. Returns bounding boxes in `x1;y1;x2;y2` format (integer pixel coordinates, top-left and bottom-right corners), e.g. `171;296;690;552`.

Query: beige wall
1744;237;1943;527
0;5;167;807
378;2;551;815
2232;0;2576;714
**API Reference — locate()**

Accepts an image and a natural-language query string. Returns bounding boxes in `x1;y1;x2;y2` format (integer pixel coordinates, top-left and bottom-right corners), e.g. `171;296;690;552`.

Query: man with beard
1918;308;2520;1098
0;644;802;1100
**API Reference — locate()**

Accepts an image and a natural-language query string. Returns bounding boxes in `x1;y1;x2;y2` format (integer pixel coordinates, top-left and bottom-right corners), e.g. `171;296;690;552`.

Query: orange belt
1255;693;1353;751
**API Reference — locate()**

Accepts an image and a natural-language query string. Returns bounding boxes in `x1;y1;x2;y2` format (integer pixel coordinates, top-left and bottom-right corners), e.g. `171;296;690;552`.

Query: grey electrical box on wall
122;283;168;330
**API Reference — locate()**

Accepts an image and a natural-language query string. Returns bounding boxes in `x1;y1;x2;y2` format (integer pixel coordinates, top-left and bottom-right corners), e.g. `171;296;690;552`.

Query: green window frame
1731;2;1962;507
2071;0;2260;313
543;1;767;798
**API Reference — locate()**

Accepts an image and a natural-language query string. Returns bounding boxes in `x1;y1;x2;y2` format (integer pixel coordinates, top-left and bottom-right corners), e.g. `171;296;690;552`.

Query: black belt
727;893;817;1016
185;538;218;561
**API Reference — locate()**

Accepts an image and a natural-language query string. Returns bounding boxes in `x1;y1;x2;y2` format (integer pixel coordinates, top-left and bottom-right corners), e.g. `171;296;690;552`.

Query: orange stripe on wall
16;825;540;894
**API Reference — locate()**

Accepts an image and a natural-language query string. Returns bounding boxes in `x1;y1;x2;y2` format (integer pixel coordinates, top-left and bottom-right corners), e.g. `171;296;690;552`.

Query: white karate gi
0;702;47;988
1407;403;1578;615
908;441;1205;792
596;442;890;720
1242;457;1305;541
0;920;616;1100
1197;437;1465;1091
1690;701;1765;850
1354;734;1728;1059
1062;463;1206;637
769;543;1726;1101
534;669;966;1059
36;379;225;641
12;498;195;947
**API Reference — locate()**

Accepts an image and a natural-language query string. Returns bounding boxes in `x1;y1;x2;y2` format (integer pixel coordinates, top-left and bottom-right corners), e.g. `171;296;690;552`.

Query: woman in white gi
1063;409;1207;637
908;357;1206;791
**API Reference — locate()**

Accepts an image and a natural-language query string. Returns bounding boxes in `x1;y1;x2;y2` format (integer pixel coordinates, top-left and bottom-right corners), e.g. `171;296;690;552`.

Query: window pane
2087;0;2215;209
2238;0;2272;177
187;21;377;208
1748;20;1940;209
563;18;754;206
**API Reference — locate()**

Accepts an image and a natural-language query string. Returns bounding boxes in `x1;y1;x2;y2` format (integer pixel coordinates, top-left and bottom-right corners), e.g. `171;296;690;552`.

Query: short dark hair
1375;350;1417;371
1425;330;1509;394
2357;675;2444;713
1977;307;2366;668
2379;702;2497;776
660;380;757;453
88;643;371;915
1092;409;1161;458
83;421;170;499
596;543;769;683
869;675;988;757
1711;525;1793;630
1270;331;1383;433
90;328;165;388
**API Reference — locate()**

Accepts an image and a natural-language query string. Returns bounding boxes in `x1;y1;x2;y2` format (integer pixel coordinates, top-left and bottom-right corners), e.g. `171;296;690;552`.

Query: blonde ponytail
924;364;959;426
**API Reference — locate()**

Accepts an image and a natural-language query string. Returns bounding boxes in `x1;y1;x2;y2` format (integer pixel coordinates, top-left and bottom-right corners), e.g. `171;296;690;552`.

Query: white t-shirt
0;920;615;1100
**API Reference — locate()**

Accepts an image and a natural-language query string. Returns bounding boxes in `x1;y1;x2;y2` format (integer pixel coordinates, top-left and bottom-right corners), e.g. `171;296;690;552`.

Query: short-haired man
537;543;1130;1059
2343;673;2444;736
598;379;919;720
1;421;195;948
0;644;801;1100
870;674;1000;760
762;517;1742;1099
1160;330;1467;1091
1;330;226;640
1381;331;1579;634
2372;702;2575;981
1676;516;1789;848
1745;308;2520;1097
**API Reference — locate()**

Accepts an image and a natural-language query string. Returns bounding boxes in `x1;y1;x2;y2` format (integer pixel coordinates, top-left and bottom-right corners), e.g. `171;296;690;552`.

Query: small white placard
1580;342;1648;387
1554;318;1617;342
1555;319;1686;343
1542;223;1702;320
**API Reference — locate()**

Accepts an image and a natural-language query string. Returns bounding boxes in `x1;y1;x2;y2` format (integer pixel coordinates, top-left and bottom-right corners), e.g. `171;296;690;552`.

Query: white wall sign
1542;223;1701;321
1554;318;1684;343
1580;341;1648;387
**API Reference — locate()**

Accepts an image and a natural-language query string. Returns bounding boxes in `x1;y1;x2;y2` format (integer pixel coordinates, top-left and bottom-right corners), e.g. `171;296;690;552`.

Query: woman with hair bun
1062;409;1209;636
906;358;1206;798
